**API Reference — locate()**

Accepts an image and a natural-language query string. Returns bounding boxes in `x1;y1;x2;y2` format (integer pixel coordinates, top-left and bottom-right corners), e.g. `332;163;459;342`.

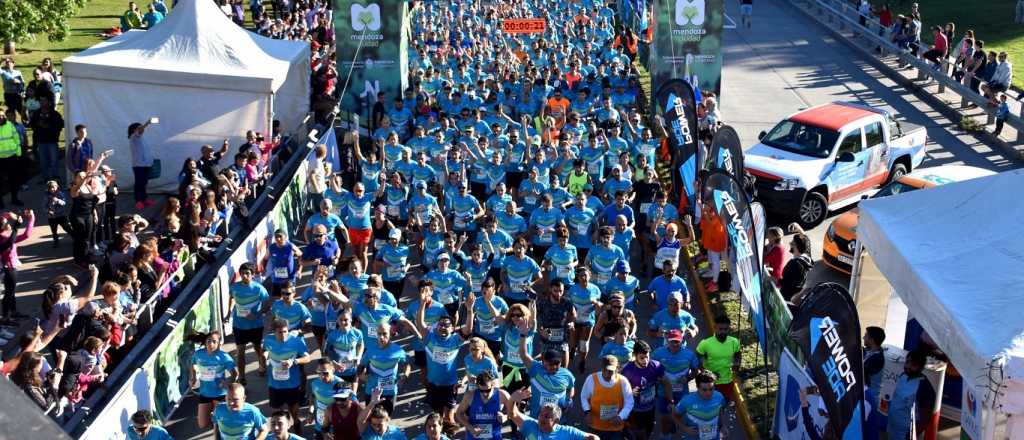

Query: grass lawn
7;0;125;81
898;0;1024;89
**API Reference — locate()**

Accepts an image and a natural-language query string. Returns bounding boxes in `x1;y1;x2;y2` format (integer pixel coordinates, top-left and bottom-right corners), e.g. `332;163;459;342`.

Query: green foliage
0;0;90;44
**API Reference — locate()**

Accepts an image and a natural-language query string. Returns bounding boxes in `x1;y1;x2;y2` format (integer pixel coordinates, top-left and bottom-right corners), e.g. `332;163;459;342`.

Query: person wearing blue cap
605;260;640;308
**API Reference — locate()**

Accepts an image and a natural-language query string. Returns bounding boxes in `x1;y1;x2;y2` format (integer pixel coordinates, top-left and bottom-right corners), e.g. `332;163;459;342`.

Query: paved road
160;0;1023;439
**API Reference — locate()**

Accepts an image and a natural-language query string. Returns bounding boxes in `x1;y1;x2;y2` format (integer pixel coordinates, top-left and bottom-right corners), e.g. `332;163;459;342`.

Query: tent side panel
64;77;271;191
273;48;311;135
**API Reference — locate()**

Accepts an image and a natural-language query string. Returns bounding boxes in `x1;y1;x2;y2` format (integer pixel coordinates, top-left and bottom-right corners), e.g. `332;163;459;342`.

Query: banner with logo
656;79;699;211
961;385;982;440
775;347;829;440
707;125;744;177
788;282;866;440
335;0;409;113
703;170;766;350
649;0;724;102
764;274;798;366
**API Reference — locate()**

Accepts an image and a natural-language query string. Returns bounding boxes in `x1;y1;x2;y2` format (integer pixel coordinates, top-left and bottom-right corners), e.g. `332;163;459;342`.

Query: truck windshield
761;120;839;158
873;181;918;198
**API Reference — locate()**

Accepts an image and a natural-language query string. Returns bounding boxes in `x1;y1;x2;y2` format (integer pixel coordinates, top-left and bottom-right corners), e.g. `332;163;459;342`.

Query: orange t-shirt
701;210;728;253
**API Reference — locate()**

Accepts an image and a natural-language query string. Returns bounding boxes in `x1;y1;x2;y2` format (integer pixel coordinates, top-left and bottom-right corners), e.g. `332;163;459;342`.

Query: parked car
822;165;996;273
745;101;928;228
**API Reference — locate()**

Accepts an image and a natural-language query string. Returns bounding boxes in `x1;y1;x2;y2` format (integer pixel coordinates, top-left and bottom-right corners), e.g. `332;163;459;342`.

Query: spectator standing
740;0;753;28
0;58;25;120
29;98;64;184
1017;0;1024;24
764;226;786;284
46;180;72;247
780;231;813;303
128;119;157;210
0;209;34;321
994;94;1010;136
984;52;1013;104
10;350;65;410
0;109;23;207
67;124;94;177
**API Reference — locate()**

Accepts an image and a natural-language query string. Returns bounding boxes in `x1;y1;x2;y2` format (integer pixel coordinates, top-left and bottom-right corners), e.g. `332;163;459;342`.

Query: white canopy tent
857;169;1024;438
62;0;309;190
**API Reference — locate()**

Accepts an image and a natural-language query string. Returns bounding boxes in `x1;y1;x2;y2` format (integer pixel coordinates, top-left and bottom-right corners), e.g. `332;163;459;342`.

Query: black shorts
197;394;224;404
628;408;656;432
268;386;304;408
311;325;327;339
507;171;525;189
426;382;459;411
233;326;264;348
501;364;530;393
339;373;358;383
414;350;427;368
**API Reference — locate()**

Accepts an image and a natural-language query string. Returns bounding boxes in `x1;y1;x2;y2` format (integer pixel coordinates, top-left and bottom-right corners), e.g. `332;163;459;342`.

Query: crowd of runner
105;0;750;439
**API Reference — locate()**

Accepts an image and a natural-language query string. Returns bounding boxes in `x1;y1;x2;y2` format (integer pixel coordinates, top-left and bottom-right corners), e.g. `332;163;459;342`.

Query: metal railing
789;0;1024;144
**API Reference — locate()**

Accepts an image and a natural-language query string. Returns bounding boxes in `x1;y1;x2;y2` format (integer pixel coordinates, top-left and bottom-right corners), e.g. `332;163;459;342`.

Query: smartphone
149;117;160;124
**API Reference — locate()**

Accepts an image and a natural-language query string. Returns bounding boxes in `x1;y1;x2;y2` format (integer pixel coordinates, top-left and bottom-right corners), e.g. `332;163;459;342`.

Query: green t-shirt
696;336;740;384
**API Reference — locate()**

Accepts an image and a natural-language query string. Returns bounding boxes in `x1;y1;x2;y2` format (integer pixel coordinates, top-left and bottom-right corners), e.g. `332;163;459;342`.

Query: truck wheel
797;191;828;229
887;163;908;184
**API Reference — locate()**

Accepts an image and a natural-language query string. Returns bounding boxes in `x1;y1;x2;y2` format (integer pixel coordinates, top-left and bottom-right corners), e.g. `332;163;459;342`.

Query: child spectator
45;180;71;247
994;94;1010;136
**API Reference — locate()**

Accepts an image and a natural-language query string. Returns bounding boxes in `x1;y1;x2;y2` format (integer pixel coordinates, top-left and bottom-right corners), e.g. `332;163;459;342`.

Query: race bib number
690;415;719;440
271;360;290;381
315;401;328;426
437;287;456;305
656;247;680;268
556;264;574;279
387;205;400;217
386;266;404;279
539;392;560;408
430;349;457;364
471;279;483;293
366;325;379;338
668;372;687;392
524;195;537;206
640;385;656;403
353;208;367;220
600;404;619;421
574;303;594;321
479;318;497;334
538;228;553;243
593;271;610;285
197;365;218;382
474;424;493;438
309;298;325;312
273;267;289;279
548;328;565;342
237;301;258;318
640;203;652;214
377;374;396;391
455;216;468;229
505;347;523;365
587;161;602;175
575;223;589;236
326;321;338;331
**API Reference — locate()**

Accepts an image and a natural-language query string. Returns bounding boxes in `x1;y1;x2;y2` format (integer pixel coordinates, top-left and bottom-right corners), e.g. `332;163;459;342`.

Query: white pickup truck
744;102;928;228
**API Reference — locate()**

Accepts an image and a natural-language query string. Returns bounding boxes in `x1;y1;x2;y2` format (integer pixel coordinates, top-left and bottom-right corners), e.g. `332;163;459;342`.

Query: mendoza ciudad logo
810;316;857;399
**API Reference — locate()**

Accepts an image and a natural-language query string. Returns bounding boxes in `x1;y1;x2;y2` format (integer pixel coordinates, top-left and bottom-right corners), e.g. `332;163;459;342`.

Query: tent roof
63;0;307;93
858;169;1024;411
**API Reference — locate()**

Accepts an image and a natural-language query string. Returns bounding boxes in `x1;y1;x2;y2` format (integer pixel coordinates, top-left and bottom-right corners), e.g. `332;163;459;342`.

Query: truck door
862;121;889;188
827;128;866;202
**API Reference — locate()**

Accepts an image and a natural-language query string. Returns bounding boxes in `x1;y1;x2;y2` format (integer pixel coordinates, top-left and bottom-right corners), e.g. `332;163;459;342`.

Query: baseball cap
414;181;427;190
615;260;631;274
669;292;684;304
332;388;352;400
666;329;684;342
602;355;619;371
389;229;402;240
437;252;451;261
611;165;622;173
375;205;387;213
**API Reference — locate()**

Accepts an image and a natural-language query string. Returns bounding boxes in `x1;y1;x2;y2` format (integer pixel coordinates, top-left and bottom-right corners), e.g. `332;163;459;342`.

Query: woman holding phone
128;118;157;210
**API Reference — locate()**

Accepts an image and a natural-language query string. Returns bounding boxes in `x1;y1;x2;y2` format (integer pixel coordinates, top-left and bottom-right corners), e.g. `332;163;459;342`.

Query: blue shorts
740;4;753;15
657;391;686;413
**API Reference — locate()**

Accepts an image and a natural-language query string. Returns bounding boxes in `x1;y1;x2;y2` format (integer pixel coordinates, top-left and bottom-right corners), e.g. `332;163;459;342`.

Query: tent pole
849;240;864;303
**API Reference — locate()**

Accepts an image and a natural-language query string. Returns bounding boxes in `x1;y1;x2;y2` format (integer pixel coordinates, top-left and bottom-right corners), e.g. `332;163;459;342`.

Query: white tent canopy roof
62;0;305;93
858;169;1024;413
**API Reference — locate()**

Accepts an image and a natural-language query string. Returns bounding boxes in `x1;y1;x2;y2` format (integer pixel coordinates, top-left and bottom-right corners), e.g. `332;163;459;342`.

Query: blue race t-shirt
653;346;701;396
676;391;727;440
191;349;236;398
519;416;589;440
271;299;312;331
324;327;363;376
361;342;408;396
212;402;267;440
230;281;269;330
352;303;404;346
424;330;464;385
648;275;689;310
527;361;576;415
263;334;309;389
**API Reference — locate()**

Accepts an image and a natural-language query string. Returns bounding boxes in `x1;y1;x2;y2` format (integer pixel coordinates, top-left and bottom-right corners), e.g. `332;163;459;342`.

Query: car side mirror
758;131;767;141
837;152;856;162
861;194;870;200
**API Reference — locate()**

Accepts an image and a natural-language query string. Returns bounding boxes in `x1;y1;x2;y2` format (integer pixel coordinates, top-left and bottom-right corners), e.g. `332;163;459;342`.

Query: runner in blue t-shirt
270;281;312;333
212;384;269;440
673;370;728;440
359;322;413;415
648;260;690;310
357;390;407;440
501;238;542;304
323;308;364;383
263;319;312;426
507;388;599;440
263;229;302;297
415;294;475;429
190;331;237;430
228;263;269;384
653;330;702;437
126;410;175;440
544;230;579;287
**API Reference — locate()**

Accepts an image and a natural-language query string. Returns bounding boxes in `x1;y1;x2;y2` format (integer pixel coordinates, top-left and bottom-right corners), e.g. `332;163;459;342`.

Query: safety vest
588;372;626;432
567;171;589;196
0;122;20;158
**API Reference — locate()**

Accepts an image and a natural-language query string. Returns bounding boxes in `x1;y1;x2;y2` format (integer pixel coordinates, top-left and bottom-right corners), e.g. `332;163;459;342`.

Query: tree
0;0;90;54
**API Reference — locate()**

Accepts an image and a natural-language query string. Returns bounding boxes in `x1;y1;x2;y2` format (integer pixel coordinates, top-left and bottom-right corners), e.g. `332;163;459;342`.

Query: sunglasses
509;314;524;319
313;233;326;238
